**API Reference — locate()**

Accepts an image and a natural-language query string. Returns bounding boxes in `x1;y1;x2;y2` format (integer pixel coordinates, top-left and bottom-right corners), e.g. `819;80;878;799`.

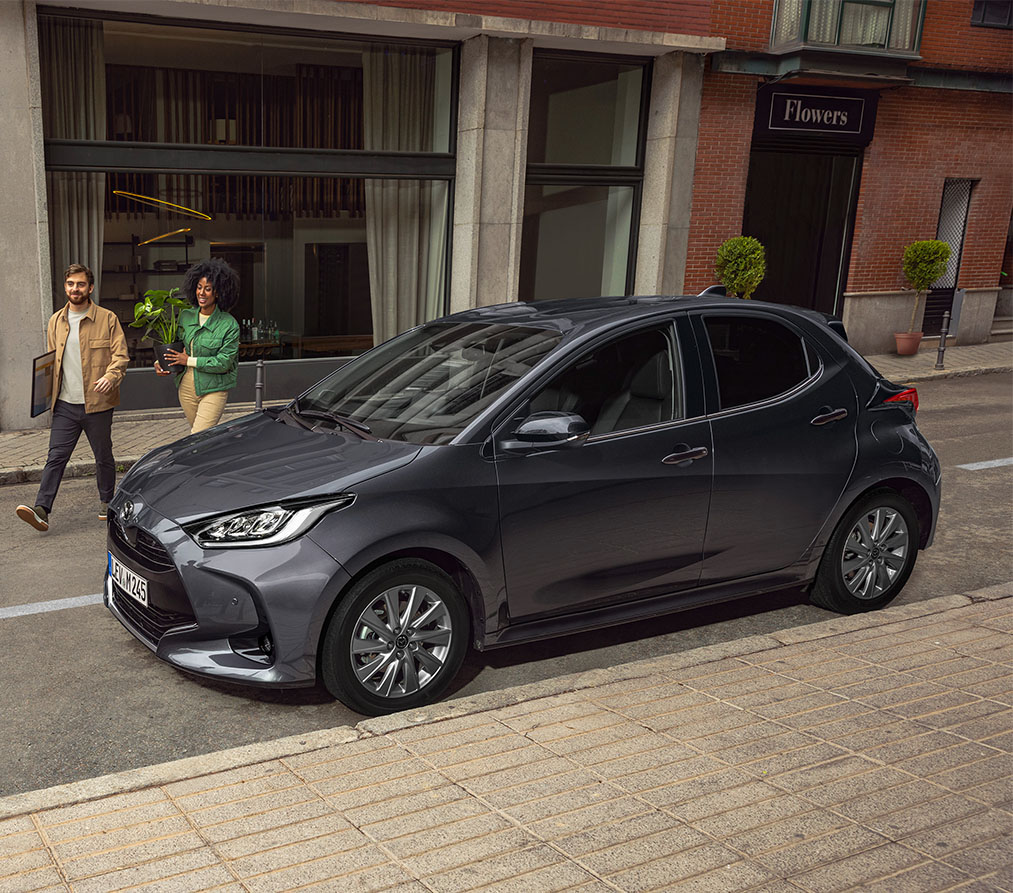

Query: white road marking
957;457;1013;471
0;593;103;619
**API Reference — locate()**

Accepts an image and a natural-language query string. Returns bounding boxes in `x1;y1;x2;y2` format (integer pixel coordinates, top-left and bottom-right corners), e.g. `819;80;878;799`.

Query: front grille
110;582;196;645
109;522;175;572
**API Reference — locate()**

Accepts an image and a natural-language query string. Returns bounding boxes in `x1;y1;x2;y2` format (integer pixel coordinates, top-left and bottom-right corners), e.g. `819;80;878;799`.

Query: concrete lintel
43;0;725;55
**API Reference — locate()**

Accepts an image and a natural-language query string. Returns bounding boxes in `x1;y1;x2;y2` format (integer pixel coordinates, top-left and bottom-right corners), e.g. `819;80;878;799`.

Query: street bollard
935;310;951;371
255;358;264;410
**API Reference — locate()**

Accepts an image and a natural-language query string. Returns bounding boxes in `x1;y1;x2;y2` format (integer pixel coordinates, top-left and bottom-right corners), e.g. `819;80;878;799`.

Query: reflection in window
704;316;813;410
519;185;634;301
530;326;680;435
301;322;563;443
521;52;647;303
40;13;455;366
78;173;449;367
42;16;453;152
527;56;643;166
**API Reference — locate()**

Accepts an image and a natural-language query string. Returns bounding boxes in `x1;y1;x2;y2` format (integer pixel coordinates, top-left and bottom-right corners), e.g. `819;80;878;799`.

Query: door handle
811;407;848;426
662;446;709;466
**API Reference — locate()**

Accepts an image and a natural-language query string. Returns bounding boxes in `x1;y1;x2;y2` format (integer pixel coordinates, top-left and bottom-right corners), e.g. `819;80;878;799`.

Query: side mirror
499;411;590;453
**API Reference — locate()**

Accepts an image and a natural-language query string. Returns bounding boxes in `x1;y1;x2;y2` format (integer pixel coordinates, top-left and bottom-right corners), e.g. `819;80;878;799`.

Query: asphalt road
1;373;1010;797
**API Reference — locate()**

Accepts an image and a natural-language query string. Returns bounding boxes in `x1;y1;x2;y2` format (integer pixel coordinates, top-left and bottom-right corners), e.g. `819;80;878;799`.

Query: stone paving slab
1;341;1010;486
0;583;1009;892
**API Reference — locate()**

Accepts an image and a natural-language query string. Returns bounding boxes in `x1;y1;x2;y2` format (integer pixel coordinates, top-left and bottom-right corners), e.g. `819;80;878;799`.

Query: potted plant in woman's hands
130;287;189;371
896;240;951;356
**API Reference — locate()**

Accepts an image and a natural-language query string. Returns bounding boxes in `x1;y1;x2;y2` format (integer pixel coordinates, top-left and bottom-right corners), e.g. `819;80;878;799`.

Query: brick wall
683;71;760;292
710;0;773;50
918;1;1012;73
847;87;1013;292
329;0;712;35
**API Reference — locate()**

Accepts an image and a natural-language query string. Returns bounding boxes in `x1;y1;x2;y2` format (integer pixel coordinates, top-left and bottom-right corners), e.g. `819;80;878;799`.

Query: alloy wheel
349;583;453;698
840;506;910;600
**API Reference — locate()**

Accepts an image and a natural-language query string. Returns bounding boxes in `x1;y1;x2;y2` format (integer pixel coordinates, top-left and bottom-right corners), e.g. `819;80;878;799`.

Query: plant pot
893;331;923;356
154;340;186;372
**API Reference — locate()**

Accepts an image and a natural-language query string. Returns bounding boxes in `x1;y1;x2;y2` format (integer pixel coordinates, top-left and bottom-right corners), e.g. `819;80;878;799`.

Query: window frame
693;311;824;416
771;0;926;53
520;49;653;301
38;6;460;361
971;0;1013;28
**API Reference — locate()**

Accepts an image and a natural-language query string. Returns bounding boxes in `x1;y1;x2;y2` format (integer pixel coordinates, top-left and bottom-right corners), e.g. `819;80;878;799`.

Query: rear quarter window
704;315;815;410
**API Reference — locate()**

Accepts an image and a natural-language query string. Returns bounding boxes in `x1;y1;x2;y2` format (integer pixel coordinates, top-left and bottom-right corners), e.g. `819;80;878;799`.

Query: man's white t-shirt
58;307;89;404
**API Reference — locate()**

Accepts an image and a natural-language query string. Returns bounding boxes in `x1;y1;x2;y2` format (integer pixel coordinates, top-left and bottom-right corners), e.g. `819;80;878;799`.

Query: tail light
884;388;919;412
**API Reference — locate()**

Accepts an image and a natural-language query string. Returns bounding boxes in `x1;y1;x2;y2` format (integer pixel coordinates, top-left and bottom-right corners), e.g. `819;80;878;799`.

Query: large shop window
519;53;648;302
39;12;455;366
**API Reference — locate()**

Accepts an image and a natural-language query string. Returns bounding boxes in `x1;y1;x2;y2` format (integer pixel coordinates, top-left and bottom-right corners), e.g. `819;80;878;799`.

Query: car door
692;311;859;585
493;318;713;623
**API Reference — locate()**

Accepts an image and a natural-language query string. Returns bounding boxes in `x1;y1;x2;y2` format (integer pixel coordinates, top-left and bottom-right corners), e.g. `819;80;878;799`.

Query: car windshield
297;322;563;443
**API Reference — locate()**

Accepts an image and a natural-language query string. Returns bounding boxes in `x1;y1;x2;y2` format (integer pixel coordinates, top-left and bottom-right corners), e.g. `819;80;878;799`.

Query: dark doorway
742;150;859;315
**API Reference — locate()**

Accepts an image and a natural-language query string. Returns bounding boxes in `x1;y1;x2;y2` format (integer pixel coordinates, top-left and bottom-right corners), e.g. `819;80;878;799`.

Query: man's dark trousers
36;400;115;511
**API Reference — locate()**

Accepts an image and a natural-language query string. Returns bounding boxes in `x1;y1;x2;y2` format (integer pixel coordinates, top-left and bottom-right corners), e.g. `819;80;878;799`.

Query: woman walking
155;258;241;433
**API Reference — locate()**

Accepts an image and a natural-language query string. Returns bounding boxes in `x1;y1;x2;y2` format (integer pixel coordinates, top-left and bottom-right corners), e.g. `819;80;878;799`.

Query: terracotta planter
893;331;923;356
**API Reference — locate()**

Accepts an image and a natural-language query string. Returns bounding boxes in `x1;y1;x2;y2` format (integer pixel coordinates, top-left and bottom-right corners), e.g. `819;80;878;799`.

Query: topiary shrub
715;236;766;300
901;240;950;333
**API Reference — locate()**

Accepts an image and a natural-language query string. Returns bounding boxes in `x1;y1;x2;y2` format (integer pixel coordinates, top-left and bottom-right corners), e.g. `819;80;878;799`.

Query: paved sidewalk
1;340;1011;488
1;584;1010;892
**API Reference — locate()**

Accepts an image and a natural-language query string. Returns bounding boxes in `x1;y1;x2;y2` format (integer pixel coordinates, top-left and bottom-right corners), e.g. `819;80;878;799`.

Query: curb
896;364;1012;384
0;456;142;487
1;582;1008;821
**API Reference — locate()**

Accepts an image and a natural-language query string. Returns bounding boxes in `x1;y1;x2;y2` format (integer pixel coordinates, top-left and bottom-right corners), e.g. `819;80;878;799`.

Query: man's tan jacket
48;301;130;413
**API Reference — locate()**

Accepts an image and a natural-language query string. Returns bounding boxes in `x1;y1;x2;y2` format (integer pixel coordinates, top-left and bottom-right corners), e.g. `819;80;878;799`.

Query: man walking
16;264;130;531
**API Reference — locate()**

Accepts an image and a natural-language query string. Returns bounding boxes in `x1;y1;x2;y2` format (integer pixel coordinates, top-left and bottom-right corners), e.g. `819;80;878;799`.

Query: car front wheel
811;491;919;614
320;559;469;715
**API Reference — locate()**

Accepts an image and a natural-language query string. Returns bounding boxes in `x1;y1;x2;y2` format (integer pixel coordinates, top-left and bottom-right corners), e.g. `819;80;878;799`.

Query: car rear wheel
320;559;469;715
811;491;919;614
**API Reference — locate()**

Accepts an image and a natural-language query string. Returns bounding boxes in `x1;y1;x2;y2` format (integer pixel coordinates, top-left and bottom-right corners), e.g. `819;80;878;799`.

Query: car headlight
186;495;354;548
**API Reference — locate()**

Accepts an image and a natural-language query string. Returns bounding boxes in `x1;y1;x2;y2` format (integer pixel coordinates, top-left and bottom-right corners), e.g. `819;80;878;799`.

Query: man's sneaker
98;502;109;521
16;504;49;531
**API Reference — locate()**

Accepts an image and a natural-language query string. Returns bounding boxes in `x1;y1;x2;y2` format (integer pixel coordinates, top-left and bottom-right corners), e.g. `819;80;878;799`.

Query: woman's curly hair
181;258;241;312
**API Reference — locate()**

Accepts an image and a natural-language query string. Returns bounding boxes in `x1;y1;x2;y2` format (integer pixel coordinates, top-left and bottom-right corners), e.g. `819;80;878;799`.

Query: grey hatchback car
106;296;940;714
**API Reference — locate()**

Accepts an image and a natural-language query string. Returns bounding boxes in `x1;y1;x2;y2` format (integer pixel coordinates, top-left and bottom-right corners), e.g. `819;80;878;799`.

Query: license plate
108;552;149;607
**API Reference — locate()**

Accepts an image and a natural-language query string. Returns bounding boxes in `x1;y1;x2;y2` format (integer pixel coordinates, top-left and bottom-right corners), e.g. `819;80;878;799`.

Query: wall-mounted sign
769;92;864;134
753;85;878;147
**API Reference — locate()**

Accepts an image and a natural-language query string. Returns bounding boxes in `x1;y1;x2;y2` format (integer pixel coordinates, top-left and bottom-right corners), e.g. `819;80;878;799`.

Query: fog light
259;634;274;656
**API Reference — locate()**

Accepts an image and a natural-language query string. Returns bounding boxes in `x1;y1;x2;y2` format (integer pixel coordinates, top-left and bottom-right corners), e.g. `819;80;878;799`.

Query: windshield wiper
289;399;373;437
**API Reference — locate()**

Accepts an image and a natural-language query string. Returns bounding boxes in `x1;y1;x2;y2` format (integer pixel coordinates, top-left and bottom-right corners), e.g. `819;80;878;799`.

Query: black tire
811;491;920;614
320;559;469;715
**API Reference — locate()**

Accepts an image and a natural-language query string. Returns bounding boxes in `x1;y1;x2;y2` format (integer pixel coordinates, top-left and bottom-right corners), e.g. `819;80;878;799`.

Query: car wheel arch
819;479;933;558
315;548;485;677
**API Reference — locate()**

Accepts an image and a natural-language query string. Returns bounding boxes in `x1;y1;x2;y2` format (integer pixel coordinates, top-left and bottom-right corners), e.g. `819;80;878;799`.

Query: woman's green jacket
174;307;240;396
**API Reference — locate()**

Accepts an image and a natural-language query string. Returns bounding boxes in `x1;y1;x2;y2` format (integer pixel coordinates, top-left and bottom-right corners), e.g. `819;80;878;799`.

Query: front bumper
105;496;351;688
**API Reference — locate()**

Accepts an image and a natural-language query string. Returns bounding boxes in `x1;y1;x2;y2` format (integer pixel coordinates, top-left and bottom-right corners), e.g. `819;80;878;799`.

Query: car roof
443;295;836;340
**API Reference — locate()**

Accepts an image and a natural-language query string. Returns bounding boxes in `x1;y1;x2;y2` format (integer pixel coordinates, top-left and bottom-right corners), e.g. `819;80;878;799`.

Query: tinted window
300;322;562;443
704;315;813;410
529;326;681;435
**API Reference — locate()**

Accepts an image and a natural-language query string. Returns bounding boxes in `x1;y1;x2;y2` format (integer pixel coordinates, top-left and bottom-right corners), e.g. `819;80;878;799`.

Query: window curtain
155;69;206;221
840;1;891;47
40;17;106;306
362;48;447;344
773;0;807;44
807;0;841;42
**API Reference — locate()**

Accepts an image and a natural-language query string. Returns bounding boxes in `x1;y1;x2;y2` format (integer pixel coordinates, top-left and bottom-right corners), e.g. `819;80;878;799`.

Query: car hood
119;411;423;523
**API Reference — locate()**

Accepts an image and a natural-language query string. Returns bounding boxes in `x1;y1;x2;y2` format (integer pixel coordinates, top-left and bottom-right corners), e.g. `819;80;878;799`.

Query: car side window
703;315;815;411
529;325;682;435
